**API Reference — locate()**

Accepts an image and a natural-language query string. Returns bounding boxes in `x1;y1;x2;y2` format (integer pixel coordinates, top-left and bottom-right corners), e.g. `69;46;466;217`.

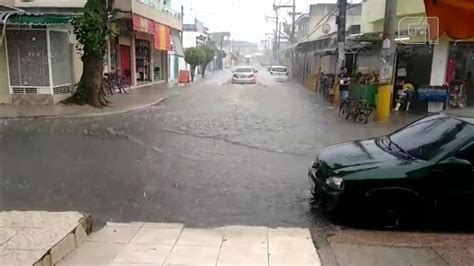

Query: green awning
7;14;73;26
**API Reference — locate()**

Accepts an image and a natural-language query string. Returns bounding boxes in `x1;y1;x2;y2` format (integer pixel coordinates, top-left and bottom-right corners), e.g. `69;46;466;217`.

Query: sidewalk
0;211;90;266
0;83;173;119
2;211;473;265
59;223;321;265
313;228;474;266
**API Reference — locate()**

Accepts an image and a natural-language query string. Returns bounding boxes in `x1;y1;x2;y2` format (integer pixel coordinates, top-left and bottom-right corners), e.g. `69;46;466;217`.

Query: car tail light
249;74;254;78
233;74;238;78
286;72;289;76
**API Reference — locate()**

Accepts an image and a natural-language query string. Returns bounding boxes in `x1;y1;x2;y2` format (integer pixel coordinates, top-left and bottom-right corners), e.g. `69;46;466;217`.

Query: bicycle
104;73;129;95
339;98;373;124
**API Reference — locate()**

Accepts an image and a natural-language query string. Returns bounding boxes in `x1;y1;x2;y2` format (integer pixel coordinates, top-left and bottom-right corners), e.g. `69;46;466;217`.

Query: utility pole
274;9;279;61
291;0;296;43
378;0;398;84
376;0;398;122
336;0;347;75
272;2;294;63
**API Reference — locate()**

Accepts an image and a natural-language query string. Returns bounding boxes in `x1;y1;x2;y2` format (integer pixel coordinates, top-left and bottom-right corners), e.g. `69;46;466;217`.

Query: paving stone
0;249;45;266
113;244;172;264
0;227;22;246
57;241;126;265
142;222;184;229
331;243;447;266
131;227;182;245
164;245;220;265
51;232;77;264
175;228;223;247
74;224;88;247
87;225;141;244
0;211;83;228
222;225;268;248
106;222;145;227
5;227;72;250
217;246;268;265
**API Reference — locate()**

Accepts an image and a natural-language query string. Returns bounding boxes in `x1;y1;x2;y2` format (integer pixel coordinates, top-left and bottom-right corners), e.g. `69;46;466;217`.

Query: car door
436;140;474;210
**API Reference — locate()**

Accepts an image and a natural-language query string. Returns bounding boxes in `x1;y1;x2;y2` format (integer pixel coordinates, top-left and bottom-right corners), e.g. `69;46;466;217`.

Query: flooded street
0;69;415;228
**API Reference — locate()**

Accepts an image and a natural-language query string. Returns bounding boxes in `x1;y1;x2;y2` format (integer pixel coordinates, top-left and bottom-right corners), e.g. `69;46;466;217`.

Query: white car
270;66;289;82
232;66;257;84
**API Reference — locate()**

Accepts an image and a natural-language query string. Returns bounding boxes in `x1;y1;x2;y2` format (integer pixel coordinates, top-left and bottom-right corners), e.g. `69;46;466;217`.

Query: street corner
316;228;474;266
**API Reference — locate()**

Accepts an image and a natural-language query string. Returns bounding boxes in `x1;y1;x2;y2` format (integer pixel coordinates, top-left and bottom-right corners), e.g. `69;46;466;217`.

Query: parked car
308;113;474;228
270;66;289;82
232;66;257;84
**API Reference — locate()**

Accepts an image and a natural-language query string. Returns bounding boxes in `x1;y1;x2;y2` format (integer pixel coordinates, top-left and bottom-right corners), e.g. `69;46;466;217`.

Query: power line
300;1;361;43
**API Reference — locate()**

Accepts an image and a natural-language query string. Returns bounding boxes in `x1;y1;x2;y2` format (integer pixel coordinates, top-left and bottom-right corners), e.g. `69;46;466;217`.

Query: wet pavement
0;68;419;229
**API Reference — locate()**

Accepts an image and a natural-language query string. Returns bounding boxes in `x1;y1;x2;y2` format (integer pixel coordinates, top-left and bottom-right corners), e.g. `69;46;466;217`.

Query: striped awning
132;14;171;51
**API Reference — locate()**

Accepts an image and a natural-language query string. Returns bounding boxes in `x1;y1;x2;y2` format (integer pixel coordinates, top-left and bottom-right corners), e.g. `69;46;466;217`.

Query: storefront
394;44;435;111
2;14;74;105
447;42;474;106
131;15;171;85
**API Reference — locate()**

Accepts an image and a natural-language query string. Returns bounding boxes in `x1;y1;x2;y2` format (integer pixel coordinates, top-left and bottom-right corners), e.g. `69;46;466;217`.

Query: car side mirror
437;157;472;168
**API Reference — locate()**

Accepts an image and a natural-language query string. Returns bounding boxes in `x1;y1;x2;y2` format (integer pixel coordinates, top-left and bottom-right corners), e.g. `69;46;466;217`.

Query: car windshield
235;68;253;73
389;115;474;160
272;67;287;72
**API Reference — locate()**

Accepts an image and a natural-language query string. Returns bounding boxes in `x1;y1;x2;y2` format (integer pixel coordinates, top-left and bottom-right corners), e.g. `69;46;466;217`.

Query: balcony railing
136;0;182;20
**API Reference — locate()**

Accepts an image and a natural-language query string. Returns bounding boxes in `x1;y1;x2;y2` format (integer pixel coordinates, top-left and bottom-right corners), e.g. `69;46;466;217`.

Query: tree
200;46;215;78
184;47;206;81
68;0;116;107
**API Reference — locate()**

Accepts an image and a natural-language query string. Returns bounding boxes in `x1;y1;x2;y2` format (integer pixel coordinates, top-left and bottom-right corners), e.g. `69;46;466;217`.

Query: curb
0;96;169;120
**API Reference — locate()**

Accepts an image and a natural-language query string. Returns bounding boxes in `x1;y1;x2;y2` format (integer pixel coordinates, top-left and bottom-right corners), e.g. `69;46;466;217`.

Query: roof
7;14;73;25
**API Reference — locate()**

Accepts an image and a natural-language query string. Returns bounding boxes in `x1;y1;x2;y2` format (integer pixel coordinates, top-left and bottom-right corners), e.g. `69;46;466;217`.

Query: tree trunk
201;63;208;78
190;65;196;81
81;54;105;108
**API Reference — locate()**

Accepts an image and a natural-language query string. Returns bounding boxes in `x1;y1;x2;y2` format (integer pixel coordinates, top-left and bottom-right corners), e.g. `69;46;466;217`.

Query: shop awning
171;29;184;56
7;14;73;25
154;23;170;51
424;0;474;39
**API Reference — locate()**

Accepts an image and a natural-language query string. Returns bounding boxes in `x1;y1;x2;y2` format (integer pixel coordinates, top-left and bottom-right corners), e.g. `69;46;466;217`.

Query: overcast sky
171;0;341;43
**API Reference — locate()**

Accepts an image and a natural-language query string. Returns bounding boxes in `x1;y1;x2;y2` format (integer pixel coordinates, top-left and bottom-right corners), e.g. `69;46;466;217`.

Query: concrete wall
305;4;361;40
361;0;426;33
183;31;200;48
0;45;10;104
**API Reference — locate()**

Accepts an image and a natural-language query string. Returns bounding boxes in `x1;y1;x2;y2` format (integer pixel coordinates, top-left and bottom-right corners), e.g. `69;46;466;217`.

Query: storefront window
136;40;151;82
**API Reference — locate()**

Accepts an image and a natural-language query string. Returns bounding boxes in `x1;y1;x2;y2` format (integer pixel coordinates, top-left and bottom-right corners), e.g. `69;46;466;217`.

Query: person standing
339;67;350;100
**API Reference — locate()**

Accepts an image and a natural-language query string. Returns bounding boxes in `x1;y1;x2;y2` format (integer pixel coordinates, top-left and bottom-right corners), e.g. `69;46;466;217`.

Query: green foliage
184;47;206;66
72;0;116;58
201;46;215;65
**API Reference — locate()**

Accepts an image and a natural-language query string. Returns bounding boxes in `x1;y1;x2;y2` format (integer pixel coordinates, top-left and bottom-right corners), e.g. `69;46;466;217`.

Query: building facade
0;0;184;105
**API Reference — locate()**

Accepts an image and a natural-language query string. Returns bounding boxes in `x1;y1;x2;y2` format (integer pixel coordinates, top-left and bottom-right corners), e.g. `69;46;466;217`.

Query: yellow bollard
376;84;392;123
333;83;340;106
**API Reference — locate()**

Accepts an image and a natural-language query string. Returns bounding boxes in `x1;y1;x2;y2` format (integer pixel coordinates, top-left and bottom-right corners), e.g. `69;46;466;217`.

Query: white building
0;0;184;105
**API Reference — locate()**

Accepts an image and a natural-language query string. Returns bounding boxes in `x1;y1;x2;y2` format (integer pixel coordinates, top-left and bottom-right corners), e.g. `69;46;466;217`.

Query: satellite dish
322;23;331;34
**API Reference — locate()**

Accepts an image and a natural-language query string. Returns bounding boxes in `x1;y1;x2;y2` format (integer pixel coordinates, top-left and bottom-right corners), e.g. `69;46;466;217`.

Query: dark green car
308;113;474;227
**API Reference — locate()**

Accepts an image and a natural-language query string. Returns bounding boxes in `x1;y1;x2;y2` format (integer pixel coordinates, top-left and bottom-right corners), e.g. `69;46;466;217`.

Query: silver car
232;66;257;84
270;66;289;82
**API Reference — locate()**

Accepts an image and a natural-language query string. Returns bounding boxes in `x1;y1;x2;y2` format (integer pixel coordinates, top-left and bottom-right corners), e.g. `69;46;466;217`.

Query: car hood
318;139;430;180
